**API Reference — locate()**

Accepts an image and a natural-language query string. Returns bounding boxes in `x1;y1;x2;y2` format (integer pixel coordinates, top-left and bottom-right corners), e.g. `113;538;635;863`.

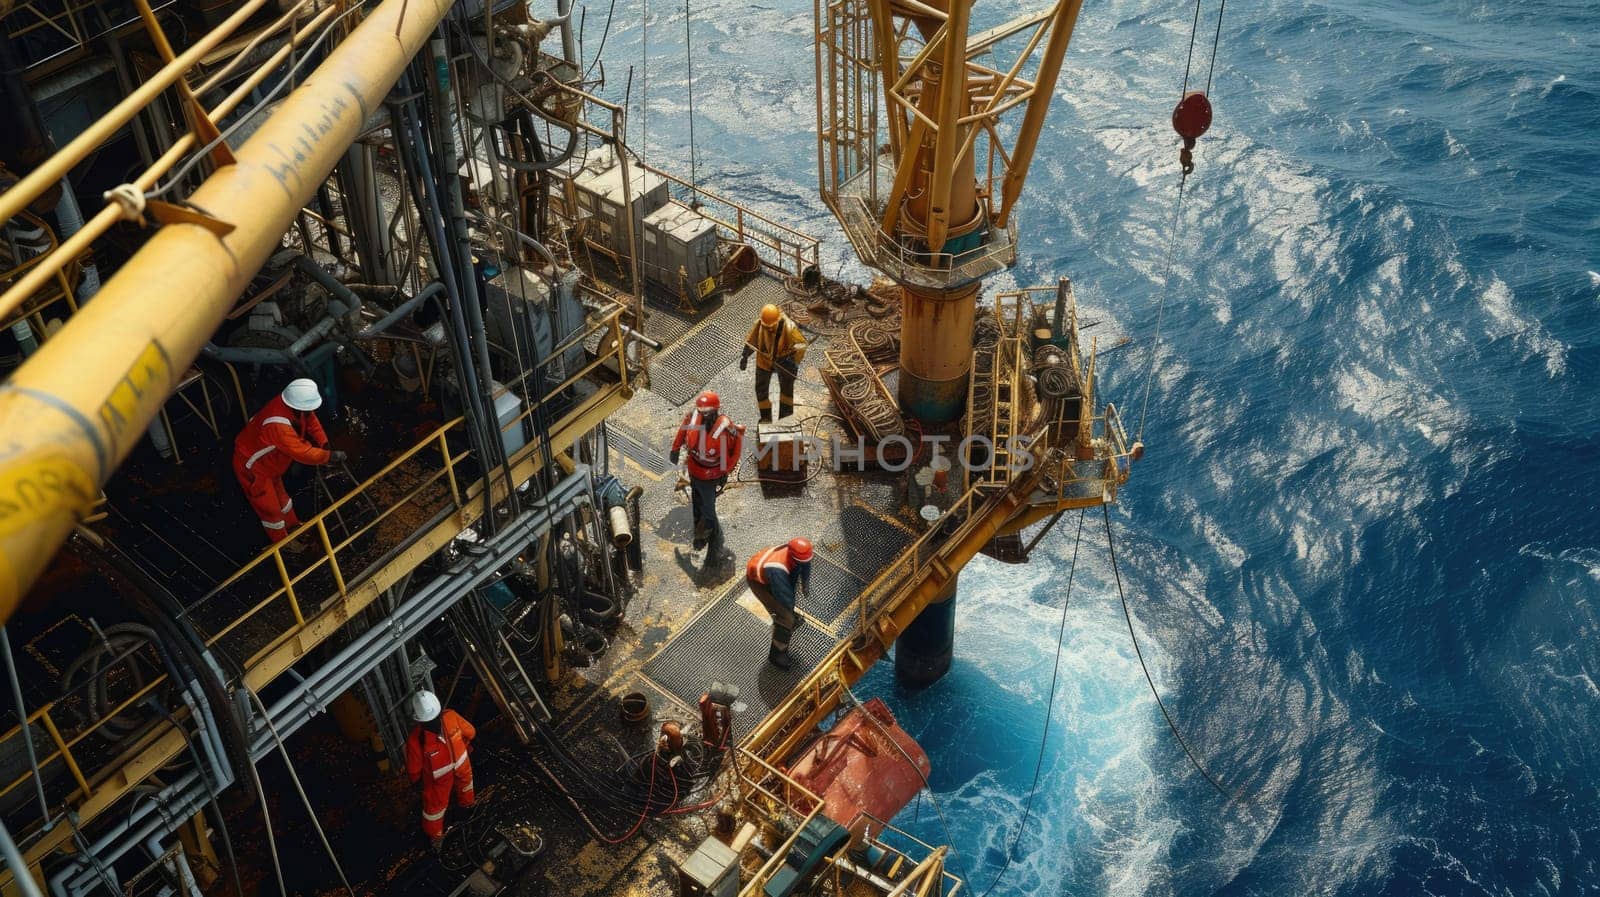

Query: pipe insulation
0;0;459;616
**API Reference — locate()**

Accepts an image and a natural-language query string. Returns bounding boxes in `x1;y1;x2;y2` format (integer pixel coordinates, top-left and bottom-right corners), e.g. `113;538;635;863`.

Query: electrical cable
581;0;617;81
976;509;1084;897
1101;504;1255;810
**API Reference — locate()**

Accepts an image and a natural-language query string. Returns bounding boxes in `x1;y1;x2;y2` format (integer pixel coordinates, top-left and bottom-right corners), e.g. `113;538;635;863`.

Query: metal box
641;200;720;296
571;154;668;258
487;380;528;459
756;421;808;482
677;835;739;897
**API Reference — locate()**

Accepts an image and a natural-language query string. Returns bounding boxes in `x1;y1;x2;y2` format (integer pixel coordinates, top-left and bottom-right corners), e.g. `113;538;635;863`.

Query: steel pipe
0;0;458;616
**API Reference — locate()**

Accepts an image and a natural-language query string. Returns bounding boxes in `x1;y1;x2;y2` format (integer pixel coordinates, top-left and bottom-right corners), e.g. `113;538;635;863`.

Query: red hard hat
695;391;720;412
787;537;813;563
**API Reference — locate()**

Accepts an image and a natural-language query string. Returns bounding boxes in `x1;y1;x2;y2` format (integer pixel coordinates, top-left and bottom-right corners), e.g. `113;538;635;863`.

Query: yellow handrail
0;324;630;845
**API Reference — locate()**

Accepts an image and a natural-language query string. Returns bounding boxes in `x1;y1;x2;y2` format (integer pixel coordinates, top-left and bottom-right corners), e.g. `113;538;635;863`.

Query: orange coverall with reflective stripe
404;709;476;841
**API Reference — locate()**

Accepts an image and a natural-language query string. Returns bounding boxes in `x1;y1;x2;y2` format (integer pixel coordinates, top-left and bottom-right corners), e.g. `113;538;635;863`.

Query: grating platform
641;588;840;737
804;554;868;629
821;504;916;580
647;322;743;406
607;422;669;475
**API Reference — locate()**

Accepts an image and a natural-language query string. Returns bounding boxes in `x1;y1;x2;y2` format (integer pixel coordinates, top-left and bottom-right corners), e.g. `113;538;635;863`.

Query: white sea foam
1480;276;1568;378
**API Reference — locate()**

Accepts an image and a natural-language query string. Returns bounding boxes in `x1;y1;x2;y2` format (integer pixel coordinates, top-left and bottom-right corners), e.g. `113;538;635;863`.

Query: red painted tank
787;697;930;835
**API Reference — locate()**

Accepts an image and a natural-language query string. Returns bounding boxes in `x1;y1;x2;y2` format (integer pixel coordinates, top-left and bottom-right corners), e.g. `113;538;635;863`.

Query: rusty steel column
0;0;456;615
896;29;983;424
897;282;979;422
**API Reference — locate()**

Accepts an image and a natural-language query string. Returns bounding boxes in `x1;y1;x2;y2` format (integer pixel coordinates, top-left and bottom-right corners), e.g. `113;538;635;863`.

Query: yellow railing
0;302;633;851
0;210;80;337
639;162;822;279
735;749;826;897
0;0;349;327
734;752;963;897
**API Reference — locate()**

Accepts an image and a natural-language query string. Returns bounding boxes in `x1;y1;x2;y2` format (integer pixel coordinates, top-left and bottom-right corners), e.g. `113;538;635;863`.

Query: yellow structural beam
0;0;457;619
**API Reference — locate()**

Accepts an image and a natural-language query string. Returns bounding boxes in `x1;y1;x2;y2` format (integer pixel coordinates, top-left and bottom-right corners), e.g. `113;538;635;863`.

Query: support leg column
894;576;957;687
897;283;978;424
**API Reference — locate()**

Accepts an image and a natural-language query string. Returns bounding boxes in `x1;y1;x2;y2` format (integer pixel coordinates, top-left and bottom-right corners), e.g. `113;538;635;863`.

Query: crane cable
633;0;640;163
1101;504;1257;812
976;508;1086;897
683;0;699;202
1135;0;1227;444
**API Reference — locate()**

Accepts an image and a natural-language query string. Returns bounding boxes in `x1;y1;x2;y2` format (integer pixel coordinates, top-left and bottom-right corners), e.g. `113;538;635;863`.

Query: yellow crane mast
816;0;1087;421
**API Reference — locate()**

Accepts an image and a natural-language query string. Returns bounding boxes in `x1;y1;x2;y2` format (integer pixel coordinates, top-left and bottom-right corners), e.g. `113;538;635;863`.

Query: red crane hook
1171;91;1212;175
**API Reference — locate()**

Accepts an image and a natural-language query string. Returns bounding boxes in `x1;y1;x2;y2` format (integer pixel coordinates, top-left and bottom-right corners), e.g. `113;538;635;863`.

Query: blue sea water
585;1;1600;893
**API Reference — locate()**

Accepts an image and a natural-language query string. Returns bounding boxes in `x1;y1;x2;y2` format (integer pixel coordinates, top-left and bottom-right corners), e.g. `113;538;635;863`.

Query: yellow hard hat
759;304;781;327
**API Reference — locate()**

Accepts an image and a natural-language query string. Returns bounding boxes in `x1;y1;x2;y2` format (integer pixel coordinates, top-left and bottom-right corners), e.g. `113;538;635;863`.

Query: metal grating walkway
607;423;669;475
821;505;916;581
647;322;743;406
802;554;868;630
641;590;839;738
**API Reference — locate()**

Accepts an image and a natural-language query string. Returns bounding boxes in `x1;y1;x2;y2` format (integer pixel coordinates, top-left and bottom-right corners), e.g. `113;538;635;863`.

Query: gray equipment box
677;835;739;897
641;200;720;296
571;154;668;259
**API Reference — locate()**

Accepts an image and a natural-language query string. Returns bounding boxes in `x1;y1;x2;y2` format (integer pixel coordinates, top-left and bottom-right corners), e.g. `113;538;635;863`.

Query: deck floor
483;271;920;897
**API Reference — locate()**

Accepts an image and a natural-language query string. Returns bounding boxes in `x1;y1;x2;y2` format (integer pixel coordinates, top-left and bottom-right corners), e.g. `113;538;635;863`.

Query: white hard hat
282;378;323;411
411;690;441;723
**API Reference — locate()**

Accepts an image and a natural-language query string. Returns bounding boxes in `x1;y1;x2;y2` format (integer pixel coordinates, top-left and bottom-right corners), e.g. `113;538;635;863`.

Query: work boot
429;837;444;854
282;538;310;555
779;403;794;420
759;411;773;424
767;647;792;670
693;535;707;551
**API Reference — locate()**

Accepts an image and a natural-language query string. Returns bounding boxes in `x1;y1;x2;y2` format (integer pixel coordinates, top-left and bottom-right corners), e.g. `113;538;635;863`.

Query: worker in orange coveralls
745;537;814;670
232;378;345;546
669;390;744;566
404;690;476;849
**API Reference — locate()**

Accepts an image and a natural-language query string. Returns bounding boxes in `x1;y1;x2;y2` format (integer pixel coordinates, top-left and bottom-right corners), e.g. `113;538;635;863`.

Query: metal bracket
133;0;236;168
145;201;237;238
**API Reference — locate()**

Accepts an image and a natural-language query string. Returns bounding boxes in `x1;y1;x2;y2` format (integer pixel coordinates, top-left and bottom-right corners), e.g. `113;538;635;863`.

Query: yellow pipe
0;0;277;225
0;2;343;324
0;0;456;616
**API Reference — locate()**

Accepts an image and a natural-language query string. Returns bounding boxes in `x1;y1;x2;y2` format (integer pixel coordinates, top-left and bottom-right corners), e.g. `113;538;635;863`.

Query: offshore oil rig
0;0;1141;894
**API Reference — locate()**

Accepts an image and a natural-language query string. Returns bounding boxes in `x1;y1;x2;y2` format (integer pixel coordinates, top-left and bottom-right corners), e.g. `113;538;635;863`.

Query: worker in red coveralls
669;391;744;566
404;690;476;850
232;378;345;547
745;538;813;670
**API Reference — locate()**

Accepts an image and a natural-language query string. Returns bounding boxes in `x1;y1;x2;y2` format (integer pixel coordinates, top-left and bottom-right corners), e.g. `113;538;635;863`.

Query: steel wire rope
976;508;1085;897
633;0;640;163
682;0;698;201
244;689;358;897
154;704;247;897
146;2;367;199
1135;0;1227;444
1101;504;1255;811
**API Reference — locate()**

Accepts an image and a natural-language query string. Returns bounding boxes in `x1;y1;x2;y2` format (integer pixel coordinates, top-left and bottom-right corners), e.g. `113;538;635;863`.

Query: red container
787;697;931;838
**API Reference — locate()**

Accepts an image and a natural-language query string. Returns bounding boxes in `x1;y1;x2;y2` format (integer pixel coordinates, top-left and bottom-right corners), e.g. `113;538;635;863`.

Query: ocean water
582;1;1600;893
